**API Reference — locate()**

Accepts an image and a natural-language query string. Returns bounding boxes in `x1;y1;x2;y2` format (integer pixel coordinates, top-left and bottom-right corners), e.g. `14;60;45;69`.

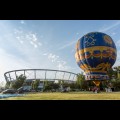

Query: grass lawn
1;91;120;100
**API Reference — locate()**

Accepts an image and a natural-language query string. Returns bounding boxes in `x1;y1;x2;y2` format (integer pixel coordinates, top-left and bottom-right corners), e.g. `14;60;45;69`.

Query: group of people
92;86;99;93
105;87;112;92
91;86;113;93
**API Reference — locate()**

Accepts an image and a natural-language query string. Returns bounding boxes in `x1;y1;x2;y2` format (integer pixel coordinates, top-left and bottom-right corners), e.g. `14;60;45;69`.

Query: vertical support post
55;71;57;80
45;70;47;80
15;71;17;80
34;70;36;80
68;73;71;80
73;74;75;81
9;73;12;81
24;70;25;76
4;74;8;82
68;73;71;83
63;72;65;80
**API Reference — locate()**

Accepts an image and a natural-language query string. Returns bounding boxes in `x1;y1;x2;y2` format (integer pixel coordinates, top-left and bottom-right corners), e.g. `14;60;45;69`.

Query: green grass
1;91;120;100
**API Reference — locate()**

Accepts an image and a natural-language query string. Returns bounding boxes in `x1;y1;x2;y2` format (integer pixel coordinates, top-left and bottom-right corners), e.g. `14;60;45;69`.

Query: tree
76;72;85;89
50;83;59;90
112;80;120;91
58;80;61;85
33;80;40;91
31;81;34;90
43;80;50;91
69;83;76;90
44;80;49;86
107;68;114;80
62;82;69;89
5;81;11;89
11;74;26;89
113;66;120;79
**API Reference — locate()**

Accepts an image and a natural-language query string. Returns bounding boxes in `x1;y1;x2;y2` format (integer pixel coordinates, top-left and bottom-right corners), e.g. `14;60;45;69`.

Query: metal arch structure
4;69;78;83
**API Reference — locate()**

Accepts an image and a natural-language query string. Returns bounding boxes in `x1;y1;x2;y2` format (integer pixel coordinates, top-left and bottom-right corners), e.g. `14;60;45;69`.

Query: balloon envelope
75;32;117;81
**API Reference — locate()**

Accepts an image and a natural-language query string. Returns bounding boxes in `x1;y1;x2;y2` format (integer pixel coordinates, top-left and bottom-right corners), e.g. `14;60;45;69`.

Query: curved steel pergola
4;69;78;83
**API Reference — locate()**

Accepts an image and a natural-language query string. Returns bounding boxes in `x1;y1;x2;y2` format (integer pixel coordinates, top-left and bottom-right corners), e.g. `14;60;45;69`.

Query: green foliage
62;82;69;88
10;74;26;89
34;80;39;91
43;84;52;91
58;80;62;85
31;81;34;90
50;83;59;90
112;81;120;91
31;80;39;91
43;82;60;91
100;81;107;89
43;80;49;86
113;66;120;79
110;78;120;91
76;72;85;89
58;80;64;85
24;81;31;86
82;81;88;90
69;83;77;90
5;81;11;89
107;68;115;79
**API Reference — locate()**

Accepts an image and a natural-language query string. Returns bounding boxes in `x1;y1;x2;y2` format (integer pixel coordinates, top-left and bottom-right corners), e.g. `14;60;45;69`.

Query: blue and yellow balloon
75;32;117;86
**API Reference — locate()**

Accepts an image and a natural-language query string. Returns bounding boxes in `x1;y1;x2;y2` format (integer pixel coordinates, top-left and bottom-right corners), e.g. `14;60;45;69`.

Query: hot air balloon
75;32;117;87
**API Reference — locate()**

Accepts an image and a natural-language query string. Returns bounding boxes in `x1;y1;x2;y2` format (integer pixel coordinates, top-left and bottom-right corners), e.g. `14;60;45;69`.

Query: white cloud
61;61;66;65
43;53;48;56
48;53;59;62
14;29;42;48
20;40;24;44
25;33;38;42
30;41;38;48
34;44;38;48
20;20;25;24
57;63;64;70
47;53;73;71
58;40;76;50
30;41;34;45
99;21;120;32
16;36;20;39
56;62;73;71
111;32;116;36
32;34;37;41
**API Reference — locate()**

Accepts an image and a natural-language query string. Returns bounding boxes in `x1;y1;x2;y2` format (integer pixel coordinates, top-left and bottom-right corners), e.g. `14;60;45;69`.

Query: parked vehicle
17;87;24;93
2;89;17;94
61;88;69;93
17;87;31;93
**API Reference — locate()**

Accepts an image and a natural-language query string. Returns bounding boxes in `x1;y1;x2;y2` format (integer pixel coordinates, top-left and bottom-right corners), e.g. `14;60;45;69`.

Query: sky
0;20;120;86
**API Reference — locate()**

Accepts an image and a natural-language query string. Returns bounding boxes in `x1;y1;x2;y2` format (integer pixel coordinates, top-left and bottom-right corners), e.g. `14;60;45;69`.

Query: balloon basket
93;80;101;87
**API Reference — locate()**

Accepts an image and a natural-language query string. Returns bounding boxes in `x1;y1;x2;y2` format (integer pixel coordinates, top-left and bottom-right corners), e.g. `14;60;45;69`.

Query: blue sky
0;20;120;86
